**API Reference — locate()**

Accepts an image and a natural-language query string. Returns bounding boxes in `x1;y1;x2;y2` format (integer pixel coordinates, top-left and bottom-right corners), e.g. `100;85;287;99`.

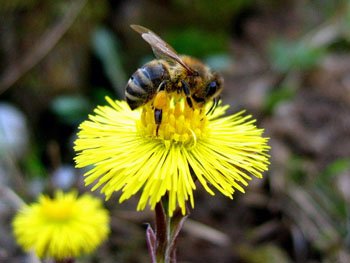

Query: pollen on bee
153;91;168;109
137;92;208;145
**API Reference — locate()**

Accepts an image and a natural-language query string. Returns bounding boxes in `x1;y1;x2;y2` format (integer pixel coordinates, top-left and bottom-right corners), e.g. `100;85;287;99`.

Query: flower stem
146;200;189;263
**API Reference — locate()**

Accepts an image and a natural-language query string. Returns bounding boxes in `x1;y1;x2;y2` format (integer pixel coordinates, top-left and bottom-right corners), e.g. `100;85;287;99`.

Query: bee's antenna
206;96;219;115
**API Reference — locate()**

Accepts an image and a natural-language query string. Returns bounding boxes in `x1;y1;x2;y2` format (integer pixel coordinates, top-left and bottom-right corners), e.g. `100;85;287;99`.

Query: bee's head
191;72;223;105
205;72;223;100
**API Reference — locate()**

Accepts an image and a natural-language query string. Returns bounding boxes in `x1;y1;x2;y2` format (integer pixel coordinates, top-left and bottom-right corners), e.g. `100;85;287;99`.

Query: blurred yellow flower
74;96;270;216
12;190;110;260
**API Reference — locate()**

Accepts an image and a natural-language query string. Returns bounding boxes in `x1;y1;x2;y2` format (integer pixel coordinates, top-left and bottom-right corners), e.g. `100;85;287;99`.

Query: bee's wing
130;25;193;72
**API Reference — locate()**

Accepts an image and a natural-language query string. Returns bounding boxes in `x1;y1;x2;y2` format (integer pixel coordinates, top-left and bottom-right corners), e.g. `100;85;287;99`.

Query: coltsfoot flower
74;95;270;216
12;190;110;260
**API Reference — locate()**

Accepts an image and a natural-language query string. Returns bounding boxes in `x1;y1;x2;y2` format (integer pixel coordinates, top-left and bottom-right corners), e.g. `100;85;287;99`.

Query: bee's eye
206;81;218;97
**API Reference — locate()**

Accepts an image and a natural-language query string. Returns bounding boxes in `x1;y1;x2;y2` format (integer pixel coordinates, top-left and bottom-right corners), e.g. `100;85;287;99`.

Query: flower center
137;93;208;145
41;198;75;221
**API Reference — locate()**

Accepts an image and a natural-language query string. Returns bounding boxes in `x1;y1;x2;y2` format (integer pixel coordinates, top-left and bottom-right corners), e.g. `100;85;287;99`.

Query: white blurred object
28;178;45;197
0;167;8;186
52;165;76;190
337;170;350;203
0;103;29;160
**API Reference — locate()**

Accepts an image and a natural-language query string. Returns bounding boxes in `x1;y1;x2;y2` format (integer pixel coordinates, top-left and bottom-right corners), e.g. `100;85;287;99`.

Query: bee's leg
181;80;193;108
154;109;162;136
154;82;168;136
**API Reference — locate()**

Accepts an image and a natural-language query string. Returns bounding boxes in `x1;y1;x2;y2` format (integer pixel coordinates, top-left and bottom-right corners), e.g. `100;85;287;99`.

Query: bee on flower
74;25;270;216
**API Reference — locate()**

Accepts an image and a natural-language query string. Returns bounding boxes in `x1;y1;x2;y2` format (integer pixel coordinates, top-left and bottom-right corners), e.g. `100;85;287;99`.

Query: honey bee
125;25;223;135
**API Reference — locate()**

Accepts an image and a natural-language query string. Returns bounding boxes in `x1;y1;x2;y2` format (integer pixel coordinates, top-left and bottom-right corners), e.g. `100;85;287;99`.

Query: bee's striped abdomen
125;62;169;110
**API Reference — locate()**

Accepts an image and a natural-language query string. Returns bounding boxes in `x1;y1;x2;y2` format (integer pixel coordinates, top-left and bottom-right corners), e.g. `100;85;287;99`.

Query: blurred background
0;0;349;262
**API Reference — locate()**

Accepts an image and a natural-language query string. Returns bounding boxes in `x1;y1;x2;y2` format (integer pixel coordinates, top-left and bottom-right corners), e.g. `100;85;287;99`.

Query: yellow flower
12;190;110;260
74;95;270;216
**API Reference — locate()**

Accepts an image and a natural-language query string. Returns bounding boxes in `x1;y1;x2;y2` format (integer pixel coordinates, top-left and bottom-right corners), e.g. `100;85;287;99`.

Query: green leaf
166;28;228;58
324;158;350;178
204;53;232;72
288;156;308;184
269;39;325;73
51;95;90;125
263;85;296;114
23;146;46;178
92;27;127;99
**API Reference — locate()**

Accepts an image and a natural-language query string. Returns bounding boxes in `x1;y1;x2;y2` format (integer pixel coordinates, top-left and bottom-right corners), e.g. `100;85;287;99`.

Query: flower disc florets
12;191;110;260
137;93;207;145
74;96;270;216
40;194;75;220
